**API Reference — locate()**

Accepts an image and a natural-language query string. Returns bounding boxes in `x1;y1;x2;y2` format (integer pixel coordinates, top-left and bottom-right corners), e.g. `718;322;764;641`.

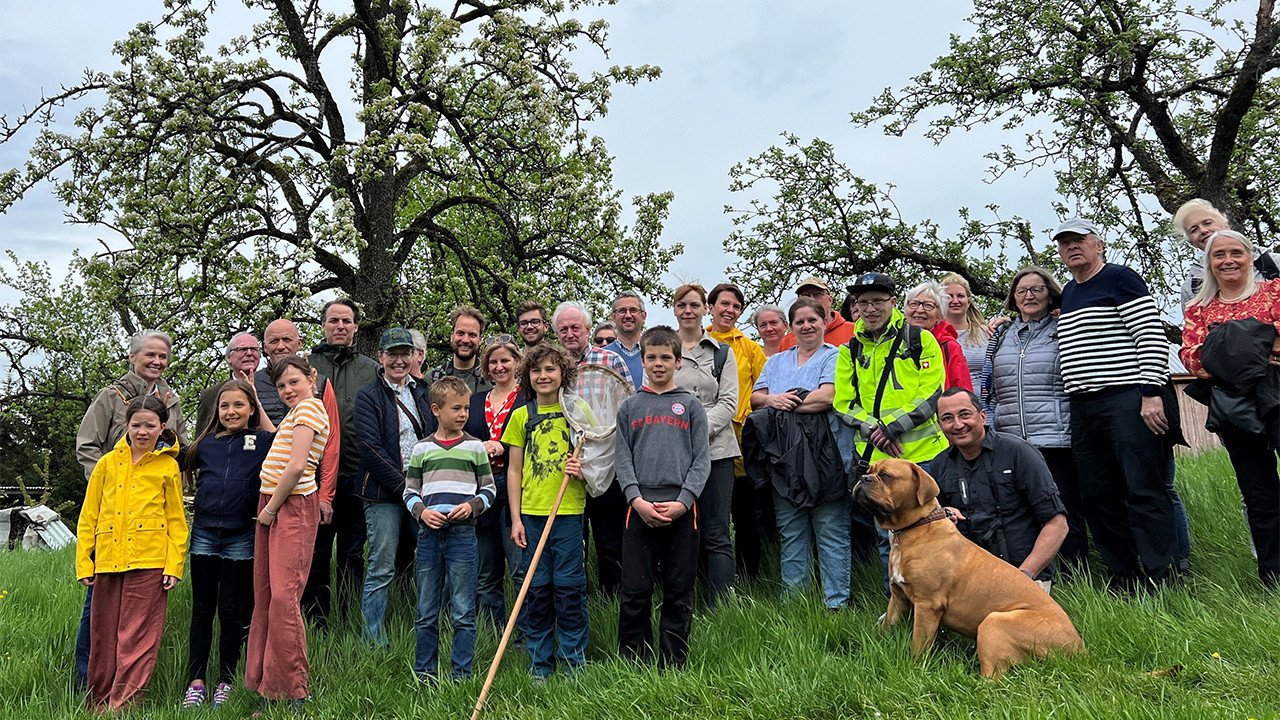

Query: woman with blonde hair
940;273;988;392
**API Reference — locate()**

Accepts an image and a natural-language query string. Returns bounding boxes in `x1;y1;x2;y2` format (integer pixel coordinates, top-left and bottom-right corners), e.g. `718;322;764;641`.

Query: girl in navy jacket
180;379;275;709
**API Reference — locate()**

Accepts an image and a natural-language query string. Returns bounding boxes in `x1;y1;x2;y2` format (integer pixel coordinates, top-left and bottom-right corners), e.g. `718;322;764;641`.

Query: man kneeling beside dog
852;387;1084;679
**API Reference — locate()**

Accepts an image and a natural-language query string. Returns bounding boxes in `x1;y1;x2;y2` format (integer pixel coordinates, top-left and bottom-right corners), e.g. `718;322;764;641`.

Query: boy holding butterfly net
503;344;588;681
614;327;711;669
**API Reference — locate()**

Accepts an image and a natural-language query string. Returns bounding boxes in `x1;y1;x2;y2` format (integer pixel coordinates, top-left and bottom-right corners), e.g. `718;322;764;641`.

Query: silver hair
223;332;260;359
611;291;646;313
592;321;616;336
129;329;173;355
1172;198;1229;243
552;301;592;329
751;304;786;326
408;329;427;352
1188;230;1259;308
906;281;947;307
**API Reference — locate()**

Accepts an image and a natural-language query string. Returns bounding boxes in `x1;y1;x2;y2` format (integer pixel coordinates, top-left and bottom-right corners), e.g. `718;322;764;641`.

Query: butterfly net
560;363;634;497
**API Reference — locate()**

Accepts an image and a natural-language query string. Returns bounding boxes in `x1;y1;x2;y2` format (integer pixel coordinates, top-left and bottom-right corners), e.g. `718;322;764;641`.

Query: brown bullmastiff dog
852;458;1084;678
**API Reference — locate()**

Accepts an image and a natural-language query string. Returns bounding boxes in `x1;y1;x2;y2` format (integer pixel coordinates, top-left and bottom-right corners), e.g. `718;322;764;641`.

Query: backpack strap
856;330;906;472
523;404;565;447
711;342;730;382
905;324;923;369
1256;251;1280;281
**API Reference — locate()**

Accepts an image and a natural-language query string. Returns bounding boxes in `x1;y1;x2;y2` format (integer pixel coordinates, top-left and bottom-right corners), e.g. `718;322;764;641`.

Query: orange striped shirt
259;397;329;496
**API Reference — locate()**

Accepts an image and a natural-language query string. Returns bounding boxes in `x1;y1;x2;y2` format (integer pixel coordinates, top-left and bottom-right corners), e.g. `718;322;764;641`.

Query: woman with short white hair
903;282;973;391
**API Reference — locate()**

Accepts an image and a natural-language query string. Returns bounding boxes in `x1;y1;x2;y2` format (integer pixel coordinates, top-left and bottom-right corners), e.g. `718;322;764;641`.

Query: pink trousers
244;492;319;700
87;568;167;712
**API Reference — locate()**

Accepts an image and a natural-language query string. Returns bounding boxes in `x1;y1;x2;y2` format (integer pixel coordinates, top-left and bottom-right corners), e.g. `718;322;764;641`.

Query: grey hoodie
614;386;711;509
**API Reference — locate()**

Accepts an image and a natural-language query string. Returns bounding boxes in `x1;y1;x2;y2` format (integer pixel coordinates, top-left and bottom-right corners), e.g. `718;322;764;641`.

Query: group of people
69;199;1280;712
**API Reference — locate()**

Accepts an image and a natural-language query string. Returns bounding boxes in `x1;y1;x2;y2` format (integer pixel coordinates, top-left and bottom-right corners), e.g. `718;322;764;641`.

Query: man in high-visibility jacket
834;272;948;473
833;272;948;593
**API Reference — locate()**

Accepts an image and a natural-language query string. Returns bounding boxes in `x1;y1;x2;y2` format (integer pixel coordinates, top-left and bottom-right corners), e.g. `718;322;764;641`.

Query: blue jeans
414;523;478;680
773;491;852;608
874;460;932;596
75;584;93;686
519;514;588;677
363;501;417;646
188;524;256;560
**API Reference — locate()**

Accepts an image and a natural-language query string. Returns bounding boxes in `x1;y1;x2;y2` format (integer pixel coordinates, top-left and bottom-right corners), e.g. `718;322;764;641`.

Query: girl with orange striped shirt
244;356;330;713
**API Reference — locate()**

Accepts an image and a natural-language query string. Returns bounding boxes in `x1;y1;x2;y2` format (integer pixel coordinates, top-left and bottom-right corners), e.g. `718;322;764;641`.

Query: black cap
847;272;897;296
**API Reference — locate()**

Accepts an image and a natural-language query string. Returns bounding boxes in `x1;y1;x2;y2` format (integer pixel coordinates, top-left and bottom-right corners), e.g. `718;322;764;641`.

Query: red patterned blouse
1180;279;1280;377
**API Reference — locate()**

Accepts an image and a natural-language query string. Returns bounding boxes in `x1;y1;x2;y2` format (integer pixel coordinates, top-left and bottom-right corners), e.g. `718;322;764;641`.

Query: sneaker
251;698;272;718
182;683;208;709
211;682;232;709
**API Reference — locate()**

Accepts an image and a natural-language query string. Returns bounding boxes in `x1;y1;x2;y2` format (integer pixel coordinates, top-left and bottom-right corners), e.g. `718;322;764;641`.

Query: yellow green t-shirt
500;403;585;516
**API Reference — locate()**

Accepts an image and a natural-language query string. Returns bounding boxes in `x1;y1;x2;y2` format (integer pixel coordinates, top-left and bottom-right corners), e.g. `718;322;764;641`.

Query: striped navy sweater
1058;263;1168;396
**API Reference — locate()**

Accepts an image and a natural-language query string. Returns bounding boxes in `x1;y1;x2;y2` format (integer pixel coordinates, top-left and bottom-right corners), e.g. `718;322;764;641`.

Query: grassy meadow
1;449;1278;719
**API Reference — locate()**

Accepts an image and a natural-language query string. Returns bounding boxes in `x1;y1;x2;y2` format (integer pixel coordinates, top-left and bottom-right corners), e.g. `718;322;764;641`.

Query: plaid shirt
578;346;634;391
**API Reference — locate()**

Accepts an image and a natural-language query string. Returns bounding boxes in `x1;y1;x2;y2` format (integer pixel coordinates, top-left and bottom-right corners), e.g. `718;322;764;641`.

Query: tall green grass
2;450;1277;718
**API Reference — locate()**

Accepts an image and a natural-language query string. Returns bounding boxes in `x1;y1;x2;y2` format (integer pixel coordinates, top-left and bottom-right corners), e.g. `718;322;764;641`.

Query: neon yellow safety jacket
833;309;947;465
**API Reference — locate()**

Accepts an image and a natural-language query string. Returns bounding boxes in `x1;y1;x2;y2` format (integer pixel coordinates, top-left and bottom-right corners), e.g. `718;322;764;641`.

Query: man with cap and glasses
779;276;858;350
1053;218;1178;592
832;272;948;588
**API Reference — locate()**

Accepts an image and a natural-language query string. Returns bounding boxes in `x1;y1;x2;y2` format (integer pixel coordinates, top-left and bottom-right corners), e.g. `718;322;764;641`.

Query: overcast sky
0;0;1061;320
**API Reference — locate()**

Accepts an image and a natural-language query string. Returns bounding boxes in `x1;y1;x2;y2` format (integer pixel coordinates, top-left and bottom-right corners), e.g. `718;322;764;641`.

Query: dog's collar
889;507;951;537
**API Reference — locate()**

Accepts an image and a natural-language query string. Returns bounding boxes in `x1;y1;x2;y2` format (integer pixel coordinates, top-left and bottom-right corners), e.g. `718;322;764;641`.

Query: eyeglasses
905;300;938;311
229;346;262;355
854;298;893;310
613;307;643;316
1014;285;1048;297
796;289;830;298
516;319;547;328
486;333;515;346
592;336;616;346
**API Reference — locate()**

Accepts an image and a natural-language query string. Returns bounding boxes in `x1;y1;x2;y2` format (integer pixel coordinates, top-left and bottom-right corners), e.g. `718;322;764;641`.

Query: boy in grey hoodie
614;326;711;668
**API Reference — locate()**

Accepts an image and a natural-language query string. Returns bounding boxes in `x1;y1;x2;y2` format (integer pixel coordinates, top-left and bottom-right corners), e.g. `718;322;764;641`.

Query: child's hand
654;501;688;521
633;499;670;528
420;508;448;530
257;508;277;526
511;519;527;549
162;575;180;591
447;503;473;522
80;577;94;587
564;455;583;479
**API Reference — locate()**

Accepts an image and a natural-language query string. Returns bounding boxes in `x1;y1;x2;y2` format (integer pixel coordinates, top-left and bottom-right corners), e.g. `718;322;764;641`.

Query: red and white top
1181;279;1280;377
259;397;330;496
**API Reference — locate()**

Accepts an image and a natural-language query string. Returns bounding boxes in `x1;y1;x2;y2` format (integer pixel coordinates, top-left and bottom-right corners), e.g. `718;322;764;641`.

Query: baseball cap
795;276;831;295
1052;218;1103;242
847;272;897;296
379;328;415;352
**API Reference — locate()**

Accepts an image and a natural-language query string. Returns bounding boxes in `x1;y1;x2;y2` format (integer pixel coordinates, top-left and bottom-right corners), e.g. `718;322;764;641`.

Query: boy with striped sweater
404;376;496;682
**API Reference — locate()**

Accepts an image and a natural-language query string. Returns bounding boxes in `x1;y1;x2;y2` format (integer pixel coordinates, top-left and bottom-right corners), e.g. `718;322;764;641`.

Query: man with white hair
552;301;632;597
1174;198;1280;308
552;301;634;384
195;332;264;434
408;329;427;379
